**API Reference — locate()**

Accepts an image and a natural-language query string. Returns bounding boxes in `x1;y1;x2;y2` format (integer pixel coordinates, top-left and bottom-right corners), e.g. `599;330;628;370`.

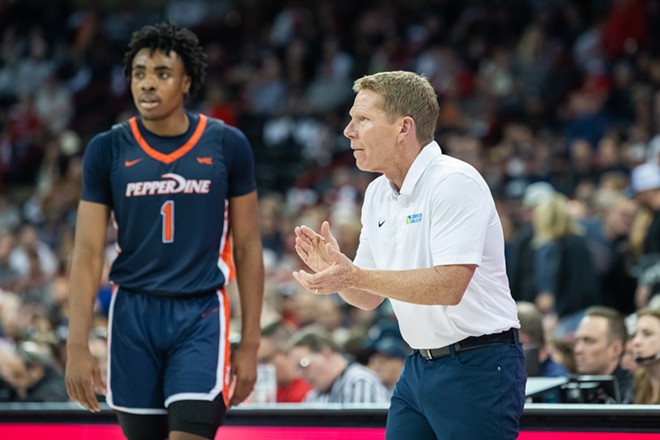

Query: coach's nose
343;120;356;139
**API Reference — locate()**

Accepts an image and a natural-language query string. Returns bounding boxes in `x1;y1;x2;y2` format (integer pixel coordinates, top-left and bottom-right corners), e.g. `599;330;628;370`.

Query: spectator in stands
517;301;568;378
518;301;568;403
367;335;410;398
6;92;44;181
258;321;312;403
547;338;577;374
0;291;22;341
621;336;640;375
0;193;21;232
580;194;639;315
563;138;600;197
14;28;53;98
314;296;346;343
14;248;54;304
573;306;633;403
507;181;556;303
292;288;322;329
259;194;286;259
34;71;74;135
287;326;389;404
0;230;19;291
0;340;68;402
532;193;601;338
9;223;58;278
631;308;660;404
630;162;660;309
0;340;18;401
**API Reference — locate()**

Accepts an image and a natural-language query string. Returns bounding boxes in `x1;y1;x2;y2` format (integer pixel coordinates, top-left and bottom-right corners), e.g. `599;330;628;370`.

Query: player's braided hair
123;22;207;98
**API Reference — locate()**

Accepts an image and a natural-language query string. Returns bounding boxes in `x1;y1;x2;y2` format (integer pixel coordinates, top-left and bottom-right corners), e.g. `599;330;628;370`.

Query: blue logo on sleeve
406;213;423;224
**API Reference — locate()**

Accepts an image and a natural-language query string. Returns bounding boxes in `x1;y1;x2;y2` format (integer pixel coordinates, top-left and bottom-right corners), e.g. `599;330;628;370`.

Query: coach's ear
397;115;416;143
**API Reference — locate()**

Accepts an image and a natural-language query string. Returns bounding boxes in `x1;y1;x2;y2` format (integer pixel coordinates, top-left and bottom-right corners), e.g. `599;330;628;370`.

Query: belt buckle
420;349;433;360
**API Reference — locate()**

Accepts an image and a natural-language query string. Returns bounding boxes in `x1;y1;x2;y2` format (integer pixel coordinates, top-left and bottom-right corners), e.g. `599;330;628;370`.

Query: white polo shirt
353;142;519;349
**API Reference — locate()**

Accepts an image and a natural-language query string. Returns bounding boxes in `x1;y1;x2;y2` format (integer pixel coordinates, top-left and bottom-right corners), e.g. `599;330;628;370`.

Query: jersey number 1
161;200;174;243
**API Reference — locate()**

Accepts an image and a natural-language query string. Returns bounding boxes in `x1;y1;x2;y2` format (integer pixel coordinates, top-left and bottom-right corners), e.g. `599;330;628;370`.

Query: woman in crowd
532;194;601;338
632;308;660;404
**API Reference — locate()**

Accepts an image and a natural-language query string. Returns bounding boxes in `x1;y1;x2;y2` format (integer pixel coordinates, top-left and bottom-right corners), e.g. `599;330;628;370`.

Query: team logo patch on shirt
406;213;423;224
125;173;211;197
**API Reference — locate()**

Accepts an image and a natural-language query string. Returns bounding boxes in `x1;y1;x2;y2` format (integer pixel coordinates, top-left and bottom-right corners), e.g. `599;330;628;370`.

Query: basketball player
65;23;264;440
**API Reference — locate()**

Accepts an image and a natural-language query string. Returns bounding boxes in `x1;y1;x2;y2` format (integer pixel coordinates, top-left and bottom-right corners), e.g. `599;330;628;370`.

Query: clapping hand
292;221;356;295
293;221;339;273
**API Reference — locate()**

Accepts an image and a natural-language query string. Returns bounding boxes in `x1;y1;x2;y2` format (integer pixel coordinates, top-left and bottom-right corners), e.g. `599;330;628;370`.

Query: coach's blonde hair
353;71;439;146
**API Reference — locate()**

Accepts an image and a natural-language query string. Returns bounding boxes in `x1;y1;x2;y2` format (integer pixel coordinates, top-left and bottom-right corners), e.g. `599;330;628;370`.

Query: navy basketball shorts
106;286;231;414
386;341;526;440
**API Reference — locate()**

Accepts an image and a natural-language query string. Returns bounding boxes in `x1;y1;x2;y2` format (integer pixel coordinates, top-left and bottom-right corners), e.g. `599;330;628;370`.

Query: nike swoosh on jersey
378;220;385;227
197;157;213;165
125;158;142;167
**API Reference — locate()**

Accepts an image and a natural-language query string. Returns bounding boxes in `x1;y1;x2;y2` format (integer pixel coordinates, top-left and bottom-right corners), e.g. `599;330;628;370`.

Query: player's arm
66;201;110;412
227;190;264;406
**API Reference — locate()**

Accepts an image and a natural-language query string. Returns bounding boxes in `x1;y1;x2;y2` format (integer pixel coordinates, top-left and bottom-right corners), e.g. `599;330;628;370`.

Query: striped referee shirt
304;363;390;404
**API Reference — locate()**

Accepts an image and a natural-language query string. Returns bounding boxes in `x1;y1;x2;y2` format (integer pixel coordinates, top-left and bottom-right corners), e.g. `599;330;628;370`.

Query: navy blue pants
386;340;526;440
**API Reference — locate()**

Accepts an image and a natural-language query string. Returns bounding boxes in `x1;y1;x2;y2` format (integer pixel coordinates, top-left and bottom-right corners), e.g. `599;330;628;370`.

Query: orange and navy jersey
81;112;255;295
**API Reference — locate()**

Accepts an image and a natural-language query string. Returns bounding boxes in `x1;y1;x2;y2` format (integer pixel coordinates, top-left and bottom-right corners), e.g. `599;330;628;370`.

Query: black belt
418;329;518;360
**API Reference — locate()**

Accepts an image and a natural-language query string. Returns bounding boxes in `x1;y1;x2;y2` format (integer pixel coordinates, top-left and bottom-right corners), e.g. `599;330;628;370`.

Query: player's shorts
106;286;231;414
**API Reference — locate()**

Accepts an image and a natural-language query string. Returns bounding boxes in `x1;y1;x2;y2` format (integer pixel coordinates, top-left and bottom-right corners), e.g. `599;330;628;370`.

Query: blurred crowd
0;0;659;405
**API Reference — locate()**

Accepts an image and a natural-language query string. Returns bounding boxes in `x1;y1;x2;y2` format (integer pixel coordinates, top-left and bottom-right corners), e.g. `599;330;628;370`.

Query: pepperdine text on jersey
125;173;211;197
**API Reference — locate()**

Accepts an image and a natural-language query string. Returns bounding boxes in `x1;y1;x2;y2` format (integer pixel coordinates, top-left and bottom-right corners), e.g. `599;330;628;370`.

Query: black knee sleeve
116;411;168;440
168;393;227;439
